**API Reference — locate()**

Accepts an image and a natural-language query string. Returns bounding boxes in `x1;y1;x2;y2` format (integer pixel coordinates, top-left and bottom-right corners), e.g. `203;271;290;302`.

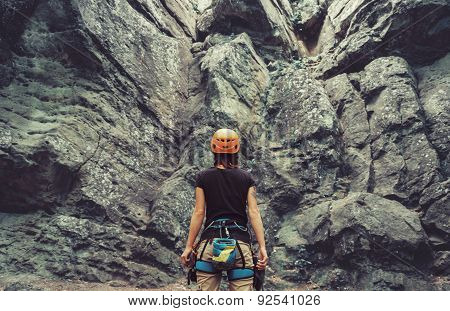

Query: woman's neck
215;164;225;170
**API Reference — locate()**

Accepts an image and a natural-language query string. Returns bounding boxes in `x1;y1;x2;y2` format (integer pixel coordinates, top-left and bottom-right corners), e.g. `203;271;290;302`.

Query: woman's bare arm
247;186;268;269
181;187;206;266
186;187;206;248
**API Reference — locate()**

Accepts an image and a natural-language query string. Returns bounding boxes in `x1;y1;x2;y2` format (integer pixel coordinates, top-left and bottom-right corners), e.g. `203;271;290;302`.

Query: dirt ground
0;274;446;291
0;274;190;291
0;273;320;291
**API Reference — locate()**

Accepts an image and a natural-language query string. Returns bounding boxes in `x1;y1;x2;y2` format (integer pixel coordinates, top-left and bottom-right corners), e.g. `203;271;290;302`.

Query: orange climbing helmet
210;129;240;154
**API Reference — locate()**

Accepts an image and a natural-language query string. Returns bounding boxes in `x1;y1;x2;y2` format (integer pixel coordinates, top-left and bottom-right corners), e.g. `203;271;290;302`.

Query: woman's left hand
256;247;269;270
180;247;193;268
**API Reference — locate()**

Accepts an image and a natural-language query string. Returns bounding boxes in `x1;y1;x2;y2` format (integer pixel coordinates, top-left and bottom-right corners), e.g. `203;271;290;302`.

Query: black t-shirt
195;167;256;227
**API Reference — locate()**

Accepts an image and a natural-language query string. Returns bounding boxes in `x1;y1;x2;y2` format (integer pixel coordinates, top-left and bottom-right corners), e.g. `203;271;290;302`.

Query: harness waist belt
227;268;254;281
195;260;217;274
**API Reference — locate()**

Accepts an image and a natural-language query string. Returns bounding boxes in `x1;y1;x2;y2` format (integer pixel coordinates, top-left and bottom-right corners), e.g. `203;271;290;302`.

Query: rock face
316;0;450;77
0;0;195;287
197;0;300;59
273;192;432;290
326;56;442;205
0;0;449;290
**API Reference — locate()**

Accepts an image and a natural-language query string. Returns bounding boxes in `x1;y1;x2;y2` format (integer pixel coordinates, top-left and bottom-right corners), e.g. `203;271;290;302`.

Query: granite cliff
0;0;449;290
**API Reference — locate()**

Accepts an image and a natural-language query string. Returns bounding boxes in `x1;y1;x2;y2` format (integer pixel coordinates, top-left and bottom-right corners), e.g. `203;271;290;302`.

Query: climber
180;128;268;291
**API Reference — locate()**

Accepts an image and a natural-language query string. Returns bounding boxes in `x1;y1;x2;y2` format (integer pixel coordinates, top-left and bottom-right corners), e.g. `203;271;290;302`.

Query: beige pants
196;239;254;291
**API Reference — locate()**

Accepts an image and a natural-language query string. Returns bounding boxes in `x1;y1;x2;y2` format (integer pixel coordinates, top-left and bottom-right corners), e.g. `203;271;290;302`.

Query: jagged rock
324;73;369;147
78;0;193;130
197;0;299;59
416;53;450;176
200;33;268;125
163;0;198;38
0;212;179;287
286;0;337;57
144;165;198;251
324;73;371;192
252;61;341;214
0;0;37;43
354;269;432;291
195;0;213;13
357;57;440;205
432;251;450;275
324;56;443;204
420;180;450;249
309;267;432;291
317;0;450;78
178;32;269;169
0;0;194;212
290;0;327;39
330;193;428;258
274;192;431;288
292;192;426;255
124;0;197;39
310;267;353;290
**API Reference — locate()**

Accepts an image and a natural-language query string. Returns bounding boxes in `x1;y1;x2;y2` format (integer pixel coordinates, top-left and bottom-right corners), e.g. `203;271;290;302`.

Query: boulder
274;192;431;289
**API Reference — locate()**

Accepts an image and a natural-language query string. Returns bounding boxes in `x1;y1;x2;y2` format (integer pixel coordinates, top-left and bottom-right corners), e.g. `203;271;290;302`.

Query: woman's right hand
256;247;268;270
180;247;193;268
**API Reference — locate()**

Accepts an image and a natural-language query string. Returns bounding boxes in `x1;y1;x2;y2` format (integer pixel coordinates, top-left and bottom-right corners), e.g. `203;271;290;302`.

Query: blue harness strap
195;260;217;274
227;268;254;281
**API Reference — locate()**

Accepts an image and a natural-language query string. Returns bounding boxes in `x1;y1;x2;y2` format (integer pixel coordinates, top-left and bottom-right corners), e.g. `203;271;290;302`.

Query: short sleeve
248;173;256;189
195;172;204;189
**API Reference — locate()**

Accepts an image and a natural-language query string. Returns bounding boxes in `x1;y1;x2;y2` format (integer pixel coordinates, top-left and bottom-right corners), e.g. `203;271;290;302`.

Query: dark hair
213;153;239;169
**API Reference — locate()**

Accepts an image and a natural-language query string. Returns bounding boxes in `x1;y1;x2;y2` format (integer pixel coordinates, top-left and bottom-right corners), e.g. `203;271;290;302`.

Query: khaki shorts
195;239;254;291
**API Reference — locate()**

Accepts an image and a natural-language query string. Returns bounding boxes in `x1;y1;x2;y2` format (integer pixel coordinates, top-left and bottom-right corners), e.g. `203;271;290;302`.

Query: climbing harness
202;218;248;237
187;218;255;285
186;217;266;289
